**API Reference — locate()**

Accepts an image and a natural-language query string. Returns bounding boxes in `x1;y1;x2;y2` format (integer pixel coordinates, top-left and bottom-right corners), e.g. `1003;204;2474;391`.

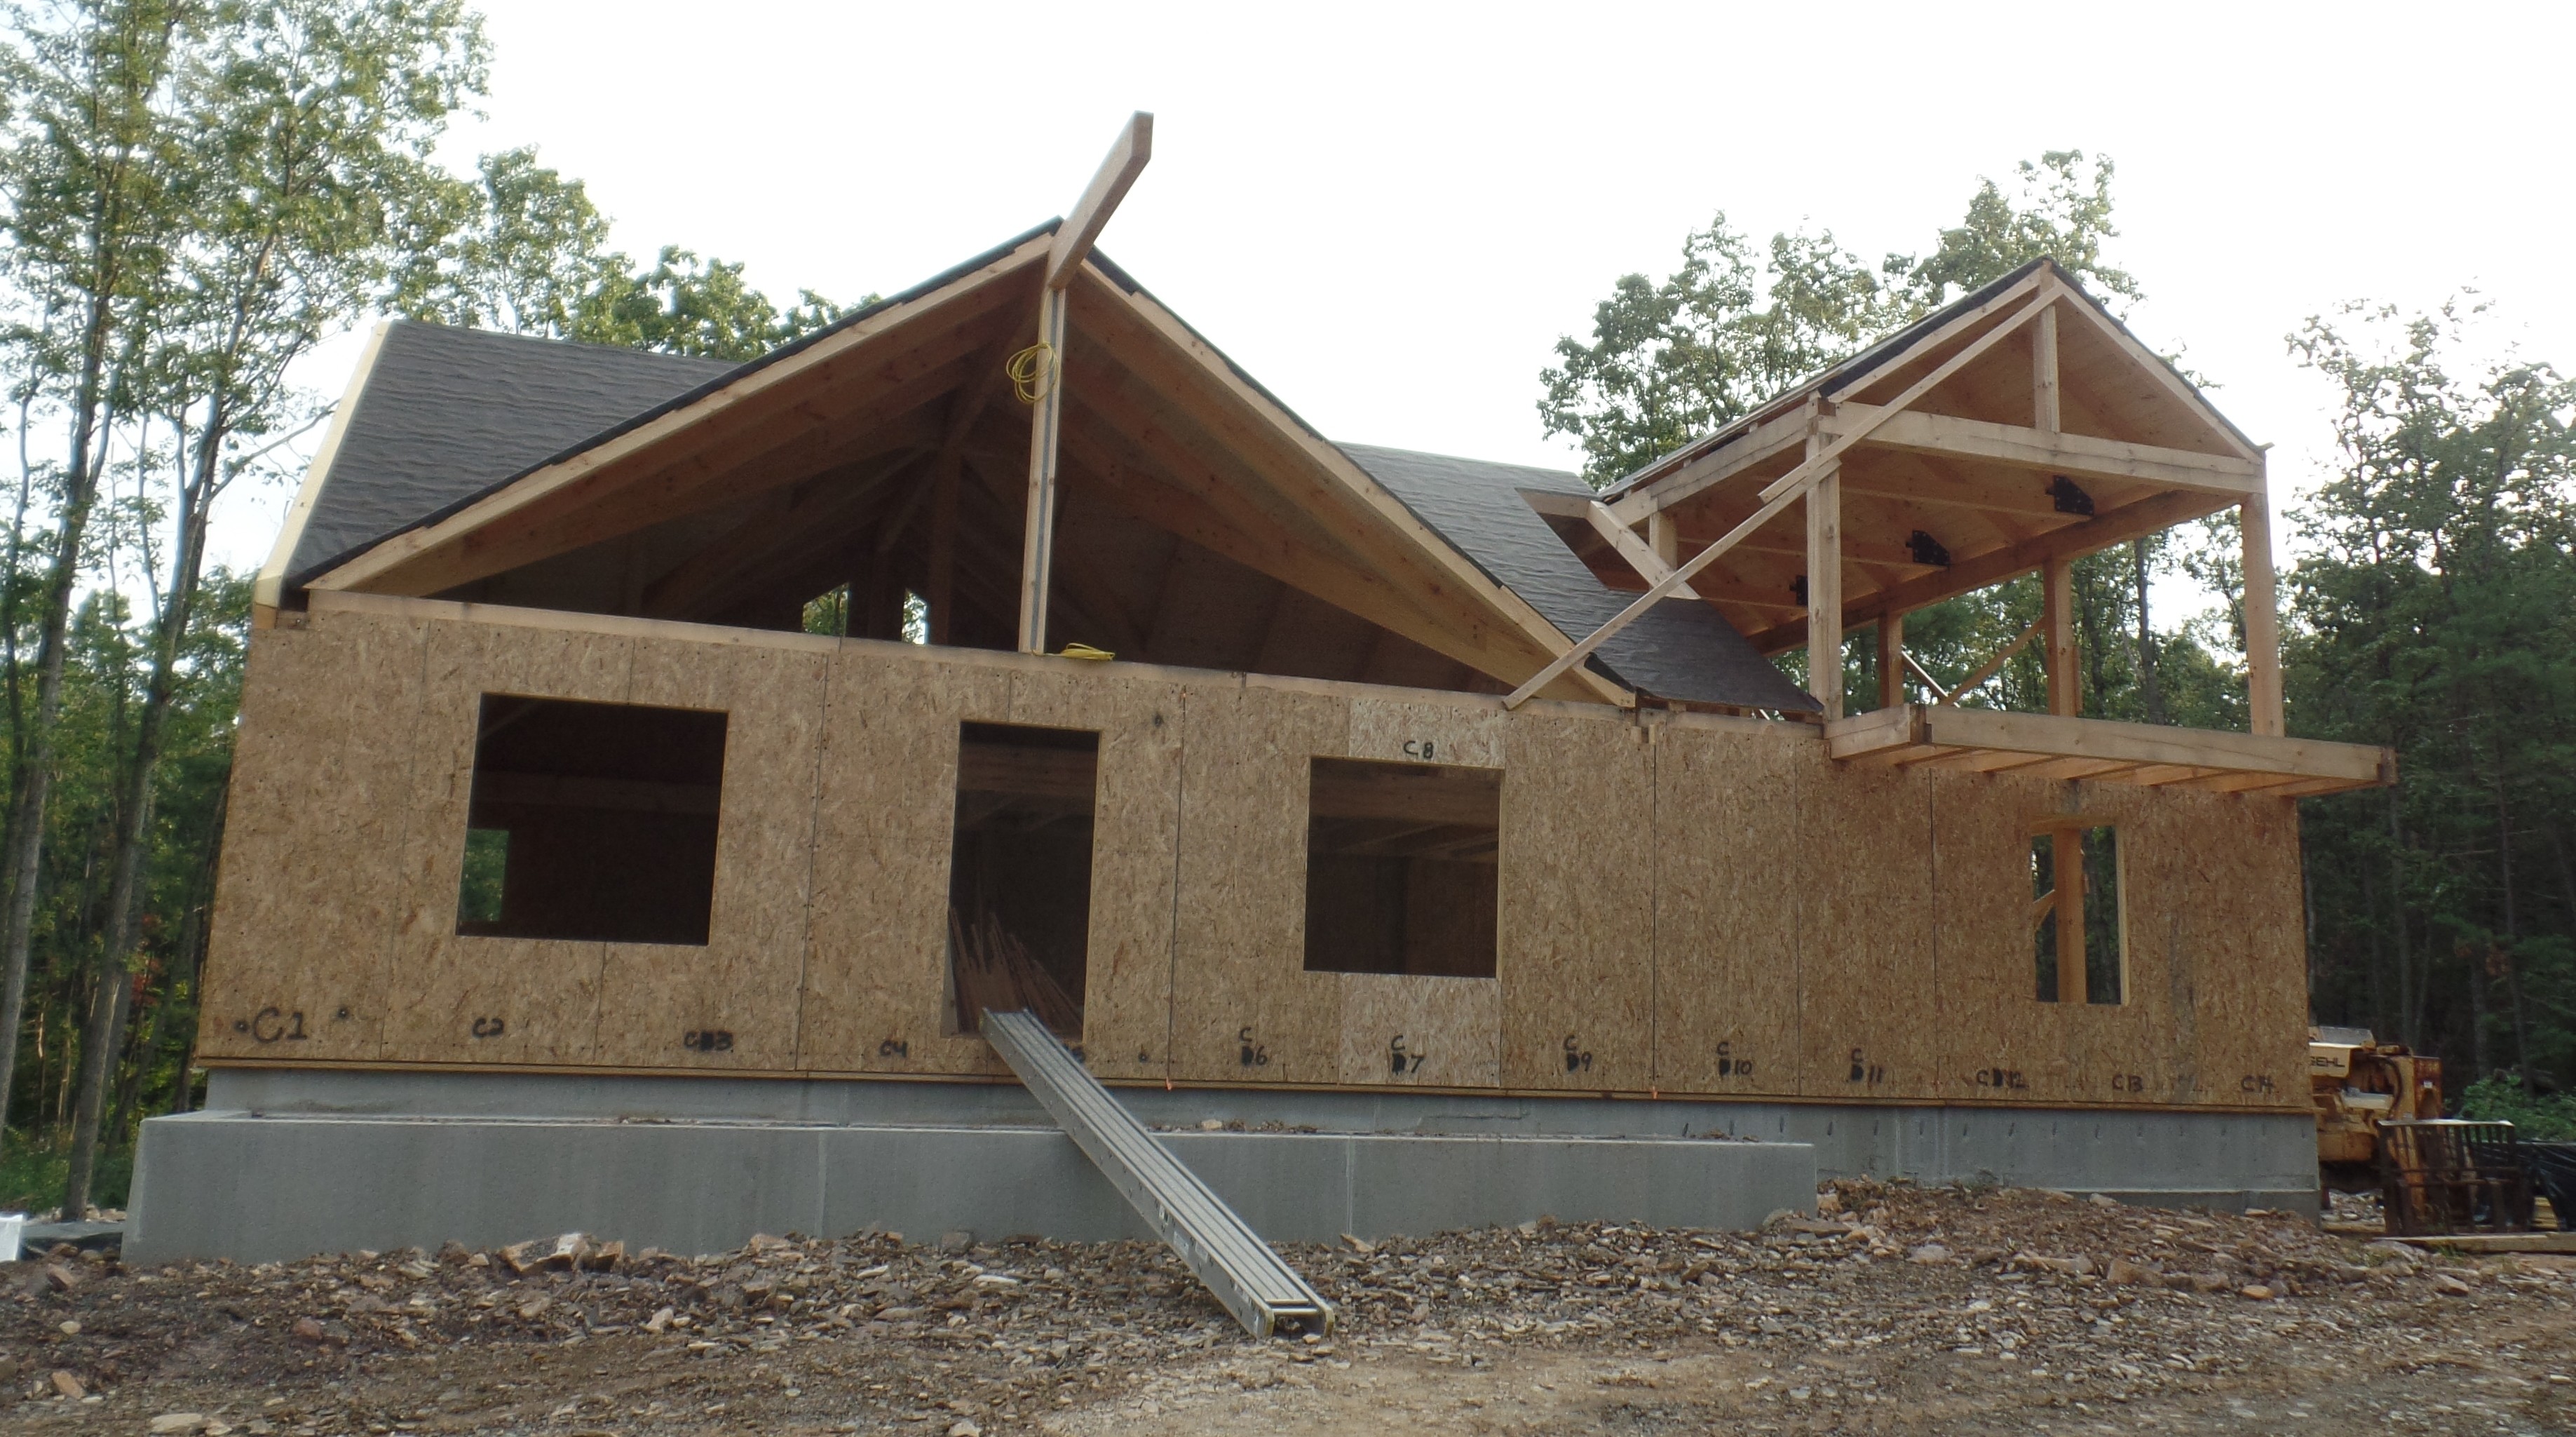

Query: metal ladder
981;1008;1334;1337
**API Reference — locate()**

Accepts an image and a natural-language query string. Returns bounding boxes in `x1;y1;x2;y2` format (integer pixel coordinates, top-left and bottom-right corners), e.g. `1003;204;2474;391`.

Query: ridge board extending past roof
1597;258;2258;505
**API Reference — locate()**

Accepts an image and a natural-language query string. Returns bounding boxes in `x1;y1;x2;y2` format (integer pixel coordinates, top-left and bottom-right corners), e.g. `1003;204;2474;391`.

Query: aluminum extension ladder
981;1008;1333;1337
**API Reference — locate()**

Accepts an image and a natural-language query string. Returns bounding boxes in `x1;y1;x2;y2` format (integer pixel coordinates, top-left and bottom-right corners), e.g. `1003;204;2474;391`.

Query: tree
55;0;489;1215
1540;149;2141;491
395;151;851;363
0;0;191;1173
2287;300;2575;1094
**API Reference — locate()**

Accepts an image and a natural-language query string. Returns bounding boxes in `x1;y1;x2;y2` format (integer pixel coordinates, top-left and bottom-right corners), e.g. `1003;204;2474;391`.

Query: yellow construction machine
2310;1025;2443;1176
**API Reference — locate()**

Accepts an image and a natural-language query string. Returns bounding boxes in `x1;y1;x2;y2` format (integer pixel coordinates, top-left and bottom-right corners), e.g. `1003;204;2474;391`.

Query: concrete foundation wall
127;1070;2314;1266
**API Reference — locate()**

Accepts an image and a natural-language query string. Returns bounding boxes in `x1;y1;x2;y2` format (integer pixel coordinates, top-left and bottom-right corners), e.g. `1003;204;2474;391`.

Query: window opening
2031;825;2122;1004
455;695;728;945
1302;757;1501;977
948;722;1097;1037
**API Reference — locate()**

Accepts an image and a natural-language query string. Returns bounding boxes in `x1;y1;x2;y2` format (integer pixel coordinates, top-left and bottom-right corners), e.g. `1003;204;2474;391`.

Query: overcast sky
227;0;2576;593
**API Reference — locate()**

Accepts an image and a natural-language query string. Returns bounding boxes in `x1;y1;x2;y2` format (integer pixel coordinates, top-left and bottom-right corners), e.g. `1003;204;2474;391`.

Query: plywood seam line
1505;282;2060;710
1162;689;1186;1086
372;614;434;1061
788;644;835;1066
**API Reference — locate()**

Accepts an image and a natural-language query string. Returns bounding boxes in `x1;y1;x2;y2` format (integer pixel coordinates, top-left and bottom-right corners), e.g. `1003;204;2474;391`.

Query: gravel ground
5;1180;2572;1435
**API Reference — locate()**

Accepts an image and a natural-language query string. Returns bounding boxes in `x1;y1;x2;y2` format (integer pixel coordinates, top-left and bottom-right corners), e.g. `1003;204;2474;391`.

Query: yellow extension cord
1006;342;1055;405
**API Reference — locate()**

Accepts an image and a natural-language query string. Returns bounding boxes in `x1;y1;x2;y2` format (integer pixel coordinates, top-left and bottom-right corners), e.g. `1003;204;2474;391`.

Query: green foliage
395;150;859;362
2288;300;2576;1092
1540;149;2141;490
0;1128;131;1213
2455;1074;2576;1140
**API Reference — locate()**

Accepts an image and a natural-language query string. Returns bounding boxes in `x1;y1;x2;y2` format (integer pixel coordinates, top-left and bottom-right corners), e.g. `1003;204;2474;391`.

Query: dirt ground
5;1180;2572;1436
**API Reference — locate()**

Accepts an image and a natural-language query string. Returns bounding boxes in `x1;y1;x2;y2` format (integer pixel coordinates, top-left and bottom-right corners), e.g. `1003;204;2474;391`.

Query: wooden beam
1503;435;1821;708
928;337;1017;645
1046;112;1153;291
1647;512;1679;568
1018;284;1070;652
1824;704;2390;787
1932;618;2042;708
1806;441;1843;721
1876;612;1904;710
2042;555;2077;716
1757;285;2059;507
1585;501;1700;598
2242;480;2284;737
1602;405;1810;525
2033;302;2061;432
1903;647;1950;702
1828;404;2263;497
1741;485;2238;654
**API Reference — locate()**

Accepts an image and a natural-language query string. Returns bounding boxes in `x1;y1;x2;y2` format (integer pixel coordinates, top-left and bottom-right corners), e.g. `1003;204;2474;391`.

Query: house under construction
127;120;2390;1262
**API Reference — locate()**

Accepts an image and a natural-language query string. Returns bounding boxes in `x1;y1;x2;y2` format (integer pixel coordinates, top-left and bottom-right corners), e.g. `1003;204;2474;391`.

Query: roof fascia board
309;235;1052;597
1071;263;1632;708
253;318;391;621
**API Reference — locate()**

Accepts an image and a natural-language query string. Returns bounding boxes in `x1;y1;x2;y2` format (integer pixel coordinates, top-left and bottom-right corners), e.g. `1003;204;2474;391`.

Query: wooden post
2033;302;2061;433
1805;433;1843;720
2242;480;2284;738
1876;612;1904;711
2050;828;2084;1002
928;451;958;645
1019;112;1154;657
1647;512;1679;569
2042;555;2077;717
1017;284;1069;654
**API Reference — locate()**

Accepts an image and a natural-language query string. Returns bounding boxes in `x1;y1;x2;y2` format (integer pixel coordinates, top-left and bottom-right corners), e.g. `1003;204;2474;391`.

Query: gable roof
280;323;733;582
1600;257;2258;504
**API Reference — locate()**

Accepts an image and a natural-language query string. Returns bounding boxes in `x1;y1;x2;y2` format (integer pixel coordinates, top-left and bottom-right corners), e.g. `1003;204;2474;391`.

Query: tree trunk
62;396;224;1216
2493;766;2531;1095
2131;538;2164;724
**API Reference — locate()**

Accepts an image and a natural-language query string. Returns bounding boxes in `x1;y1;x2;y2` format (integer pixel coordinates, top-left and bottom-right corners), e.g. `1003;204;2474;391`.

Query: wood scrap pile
949;908;1082;1035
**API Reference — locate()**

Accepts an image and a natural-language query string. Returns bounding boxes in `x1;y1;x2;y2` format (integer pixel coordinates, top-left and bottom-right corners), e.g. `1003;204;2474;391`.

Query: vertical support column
928;452;958;645
2242;477;2284;737
2033;302;2061;433
2042;555;2077;717
1876;612;1905;711
1804;435;1843;721
1017;284;1069;655
1647;512;1679;569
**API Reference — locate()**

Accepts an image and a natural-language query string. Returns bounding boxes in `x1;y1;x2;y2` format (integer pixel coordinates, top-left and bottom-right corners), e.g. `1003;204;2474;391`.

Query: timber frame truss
1510;259;2385;797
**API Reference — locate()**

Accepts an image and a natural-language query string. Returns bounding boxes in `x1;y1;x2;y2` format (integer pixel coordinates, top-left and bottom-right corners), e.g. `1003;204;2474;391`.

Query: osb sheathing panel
1930;769;2103;1106
1338;973;1501;1087
991;666;1185;1083
1167;682;1346;1086
799;647;1012;1076
590;634;828;1071
196;609;428;1061
382;619;637;1065
1794;753;1940;1100
1498;715;1654;1092
1648;719;1803;1097
2127;788;2309;1111
1346;695;1504;769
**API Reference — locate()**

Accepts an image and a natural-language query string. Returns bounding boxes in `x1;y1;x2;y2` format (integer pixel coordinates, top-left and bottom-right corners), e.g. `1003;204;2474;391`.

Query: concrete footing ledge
127;1070;2314;1265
